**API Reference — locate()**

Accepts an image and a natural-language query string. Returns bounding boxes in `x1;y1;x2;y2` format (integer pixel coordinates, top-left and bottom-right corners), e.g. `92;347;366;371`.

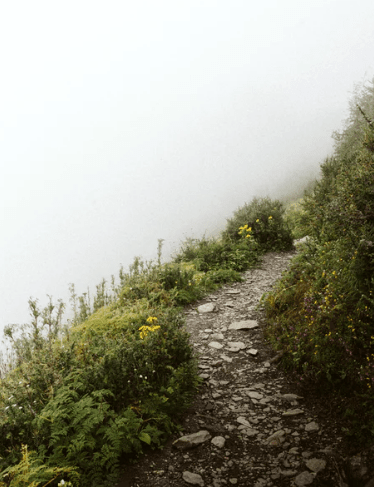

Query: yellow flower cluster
146;316;158;324
139;317;160;339
238;224;252;238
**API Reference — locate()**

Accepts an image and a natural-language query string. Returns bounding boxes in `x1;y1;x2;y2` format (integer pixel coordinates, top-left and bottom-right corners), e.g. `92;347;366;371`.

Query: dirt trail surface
116;250;368;487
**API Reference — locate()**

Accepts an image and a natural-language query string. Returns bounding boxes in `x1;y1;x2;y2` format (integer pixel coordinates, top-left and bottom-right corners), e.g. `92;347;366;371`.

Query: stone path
117;250;372;487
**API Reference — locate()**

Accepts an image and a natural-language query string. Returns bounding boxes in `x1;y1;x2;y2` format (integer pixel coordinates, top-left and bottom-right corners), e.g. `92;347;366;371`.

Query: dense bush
263;78;374;444
0;300;200;486
223;197;294;251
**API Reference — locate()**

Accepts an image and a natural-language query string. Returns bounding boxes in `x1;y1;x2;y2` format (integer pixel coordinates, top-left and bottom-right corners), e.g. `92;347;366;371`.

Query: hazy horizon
1;0;374;335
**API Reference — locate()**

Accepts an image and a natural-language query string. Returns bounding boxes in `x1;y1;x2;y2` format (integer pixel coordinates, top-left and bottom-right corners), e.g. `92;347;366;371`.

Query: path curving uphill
117;250;367;487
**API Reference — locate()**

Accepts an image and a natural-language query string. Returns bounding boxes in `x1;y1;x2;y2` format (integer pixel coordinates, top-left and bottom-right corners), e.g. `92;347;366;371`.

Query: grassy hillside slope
263;79;374;445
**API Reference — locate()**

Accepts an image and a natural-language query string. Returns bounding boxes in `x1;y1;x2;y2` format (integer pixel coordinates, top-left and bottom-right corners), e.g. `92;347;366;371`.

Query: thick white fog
1;0;374;333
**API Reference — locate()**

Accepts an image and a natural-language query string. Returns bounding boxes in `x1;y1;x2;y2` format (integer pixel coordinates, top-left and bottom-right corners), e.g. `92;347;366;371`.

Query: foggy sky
1;0;374;334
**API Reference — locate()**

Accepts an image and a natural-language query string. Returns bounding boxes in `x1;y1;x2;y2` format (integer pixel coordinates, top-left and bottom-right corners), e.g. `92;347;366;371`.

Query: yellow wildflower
146;316;158;324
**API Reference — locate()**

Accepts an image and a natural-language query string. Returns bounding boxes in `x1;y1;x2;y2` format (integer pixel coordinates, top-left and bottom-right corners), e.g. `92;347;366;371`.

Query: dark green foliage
204;268;244;284
223;197;294;251
263;78;374;445
173;236;259;272
0;296;200;486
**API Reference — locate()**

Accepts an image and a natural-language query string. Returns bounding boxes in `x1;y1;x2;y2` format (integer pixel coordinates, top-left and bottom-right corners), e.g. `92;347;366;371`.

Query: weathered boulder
183;471;204;486
229;320;258;330
173;430;211;450
198;303;216;313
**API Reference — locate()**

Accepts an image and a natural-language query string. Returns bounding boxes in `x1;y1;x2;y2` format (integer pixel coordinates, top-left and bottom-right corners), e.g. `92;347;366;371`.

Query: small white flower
145;376;147;380
5;406;9;410
12;404;17;407
19;406;22;409
139;375;143;378
19;381;22;385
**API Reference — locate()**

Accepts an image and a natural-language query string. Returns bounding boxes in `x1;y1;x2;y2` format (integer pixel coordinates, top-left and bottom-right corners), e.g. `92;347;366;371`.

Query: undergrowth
263;78;374;446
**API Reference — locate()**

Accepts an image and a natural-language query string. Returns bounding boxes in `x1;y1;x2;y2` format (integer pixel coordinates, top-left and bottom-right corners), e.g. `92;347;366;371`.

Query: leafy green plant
173;236;259;273
223;196;293;251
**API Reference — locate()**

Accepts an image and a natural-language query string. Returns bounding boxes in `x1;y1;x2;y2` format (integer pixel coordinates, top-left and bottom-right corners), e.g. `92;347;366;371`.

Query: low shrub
173;236;259;273
0;301;200;486
223;197;294;251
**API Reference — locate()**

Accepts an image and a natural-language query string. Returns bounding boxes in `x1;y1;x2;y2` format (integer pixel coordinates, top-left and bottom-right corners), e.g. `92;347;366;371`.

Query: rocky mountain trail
117;250;374;487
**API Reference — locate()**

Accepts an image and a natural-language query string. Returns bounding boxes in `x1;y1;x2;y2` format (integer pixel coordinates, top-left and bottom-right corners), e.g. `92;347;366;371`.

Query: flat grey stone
211;436;226;448
211;360;223;367
278;393;303;403
232;394;243;402
198;303;216;313
306;458;326;472
229;320;258;330
240;427;258;436
211;333;224;340
289;447;300;454
183;471;204;486
266;429;286;446
305;421;319;432
281;469;298;477
227;341;246;351
208;341;224;349
282;409;304;416
173;430;211;450
220;355;233;363
237;416;251;427
294;471;315;486
247;391;263;400
247;348;258;356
